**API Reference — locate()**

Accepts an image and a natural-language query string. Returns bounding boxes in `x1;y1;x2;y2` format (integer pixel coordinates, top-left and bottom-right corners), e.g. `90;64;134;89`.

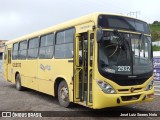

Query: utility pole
127;11;140;18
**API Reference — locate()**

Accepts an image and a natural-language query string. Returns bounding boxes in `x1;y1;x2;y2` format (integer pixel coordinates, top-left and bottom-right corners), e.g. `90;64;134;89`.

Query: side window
28;38;39;59
55;28;75;58
39;33;54;59
12;43;19;60
18;40;27;59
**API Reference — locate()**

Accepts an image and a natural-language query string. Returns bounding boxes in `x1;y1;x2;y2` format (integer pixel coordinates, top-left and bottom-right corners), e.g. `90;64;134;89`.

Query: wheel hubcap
60;86;68;101
16;81;20;89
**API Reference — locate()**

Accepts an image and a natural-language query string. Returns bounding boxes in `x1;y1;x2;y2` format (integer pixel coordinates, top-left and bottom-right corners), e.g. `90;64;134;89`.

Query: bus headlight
145;80;154;91
96;80;116;94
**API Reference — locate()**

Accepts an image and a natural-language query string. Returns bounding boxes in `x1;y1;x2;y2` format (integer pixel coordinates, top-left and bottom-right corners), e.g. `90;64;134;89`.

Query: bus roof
6;12;147;45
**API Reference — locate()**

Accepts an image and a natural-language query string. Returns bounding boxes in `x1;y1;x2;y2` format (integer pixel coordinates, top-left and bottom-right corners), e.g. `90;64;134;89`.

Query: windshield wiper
113;29;127;50
113;29;131;64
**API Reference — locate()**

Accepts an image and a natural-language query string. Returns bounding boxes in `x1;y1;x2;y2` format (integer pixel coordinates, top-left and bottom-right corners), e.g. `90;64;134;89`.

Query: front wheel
58;81;72;108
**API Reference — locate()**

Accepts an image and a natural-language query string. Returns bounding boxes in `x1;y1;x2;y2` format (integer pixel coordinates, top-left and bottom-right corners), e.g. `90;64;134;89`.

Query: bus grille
118;88;142;93
121;95;140;101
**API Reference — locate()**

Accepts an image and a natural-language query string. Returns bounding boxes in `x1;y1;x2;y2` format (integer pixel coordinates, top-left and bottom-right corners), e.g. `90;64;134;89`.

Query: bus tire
58;80;72;108
15;74;23;91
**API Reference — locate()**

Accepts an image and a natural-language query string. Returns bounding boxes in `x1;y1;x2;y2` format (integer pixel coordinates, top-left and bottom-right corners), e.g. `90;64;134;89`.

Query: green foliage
152;45;160;51
151;31;160;42
153;21;160;25
149;21;160;42
149;25;160;32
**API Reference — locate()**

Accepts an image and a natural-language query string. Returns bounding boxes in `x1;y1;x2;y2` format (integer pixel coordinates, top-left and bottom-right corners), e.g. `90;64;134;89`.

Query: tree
153;21;160;25
151;31;159;42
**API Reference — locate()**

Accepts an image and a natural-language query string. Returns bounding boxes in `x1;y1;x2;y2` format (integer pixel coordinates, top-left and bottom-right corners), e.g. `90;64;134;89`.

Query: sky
0;0;160;40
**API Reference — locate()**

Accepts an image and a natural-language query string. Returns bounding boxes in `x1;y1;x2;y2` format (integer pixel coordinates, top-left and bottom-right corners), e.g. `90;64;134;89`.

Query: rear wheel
15;74;24;91
58;81;72;108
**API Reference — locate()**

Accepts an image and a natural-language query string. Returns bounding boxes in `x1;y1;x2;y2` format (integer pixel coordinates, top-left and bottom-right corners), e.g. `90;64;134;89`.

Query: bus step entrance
84;91;92;103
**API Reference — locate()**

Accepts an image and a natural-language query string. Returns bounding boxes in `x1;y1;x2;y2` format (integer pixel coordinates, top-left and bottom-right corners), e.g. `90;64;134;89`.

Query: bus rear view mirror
96;29;103;43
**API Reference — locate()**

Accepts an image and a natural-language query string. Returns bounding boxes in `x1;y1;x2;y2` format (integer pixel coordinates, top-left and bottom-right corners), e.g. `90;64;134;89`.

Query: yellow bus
3;13;154;109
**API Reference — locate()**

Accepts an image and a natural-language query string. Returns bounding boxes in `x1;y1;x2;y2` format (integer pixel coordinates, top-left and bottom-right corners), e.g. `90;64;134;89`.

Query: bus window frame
27;37;40;60
97;14;150;34
39;33;55;59
54;27;75;59
12;42;19;60
18;40;28;60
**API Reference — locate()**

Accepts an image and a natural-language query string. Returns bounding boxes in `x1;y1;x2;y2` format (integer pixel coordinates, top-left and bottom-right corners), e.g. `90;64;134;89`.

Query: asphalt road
0;74;159;120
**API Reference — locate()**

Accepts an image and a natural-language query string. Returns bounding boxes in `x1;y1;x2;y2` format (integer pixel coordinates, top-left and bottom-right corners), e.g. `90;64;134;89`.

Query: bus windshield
98;31;153;76
98;15;150;34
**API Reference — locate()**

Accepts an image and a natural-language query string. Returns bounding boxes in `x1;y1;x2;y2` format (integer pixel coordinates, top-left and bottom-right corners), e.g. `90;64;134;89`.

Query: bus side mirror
96;29;103;43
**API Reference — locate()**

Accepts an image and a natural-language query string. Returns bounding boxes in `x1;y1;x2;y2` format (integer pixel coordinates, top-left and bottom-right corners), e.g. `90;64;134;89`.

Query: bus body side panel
37;59;54;95
14;60;38;90
11;60;20;84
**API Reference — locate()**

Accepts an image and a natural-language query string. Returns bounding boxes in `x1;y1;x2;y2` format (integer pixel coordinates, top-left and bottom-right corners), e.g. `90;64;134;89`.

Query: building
0;40;8;72
0;40;8;60
152;41;160;46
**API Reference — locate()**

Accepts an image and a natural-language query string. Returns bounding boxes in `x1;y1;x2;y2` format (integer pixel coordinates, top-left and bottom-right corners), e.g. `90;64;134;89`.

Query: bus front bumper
93;88;154;109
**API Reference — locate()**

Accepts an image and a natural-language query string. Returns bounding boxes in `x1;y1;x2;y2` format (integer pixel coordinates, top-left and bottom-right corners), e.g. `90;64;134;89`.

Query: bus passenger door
3;46;7;80
7;49;12;81
74;31;94;106
86;31;94;106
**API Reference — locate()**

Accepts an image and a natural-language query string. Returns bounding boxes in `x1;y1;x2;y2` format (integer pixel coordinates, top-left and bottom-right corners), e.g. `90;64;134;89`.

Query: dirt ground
0;74;159;120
